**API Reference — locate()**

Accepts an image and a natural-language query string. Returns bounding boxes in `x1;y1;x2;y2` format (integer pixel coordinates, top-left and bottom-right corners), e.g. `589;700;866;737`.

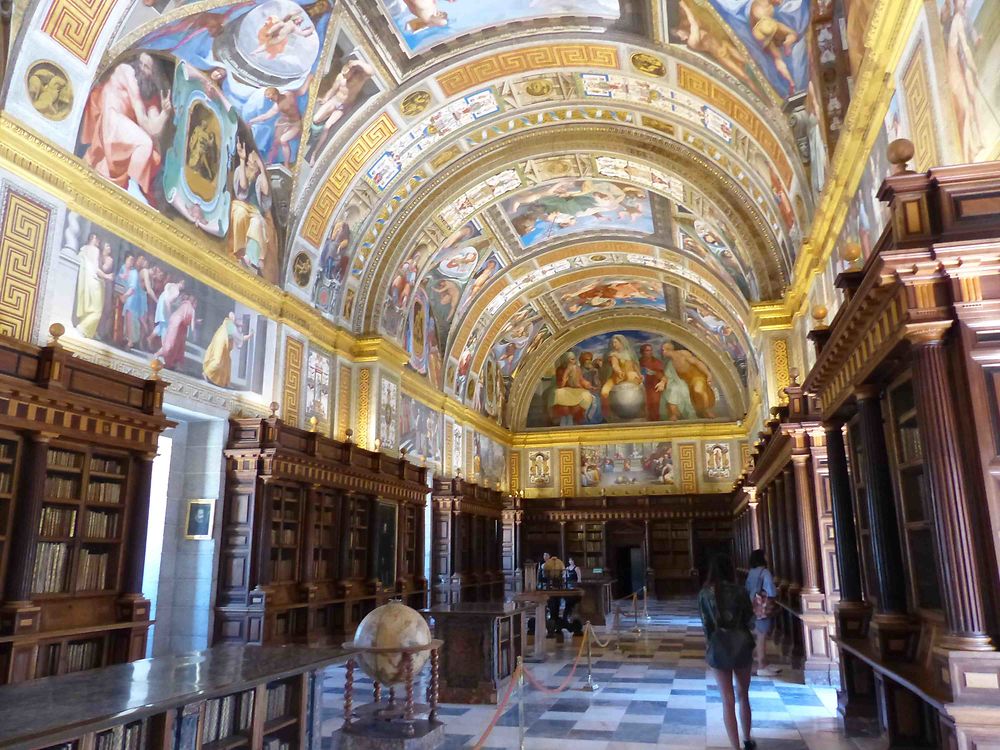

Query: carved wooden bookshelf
0;328;170;685
213;417;429;646
430;477;503;604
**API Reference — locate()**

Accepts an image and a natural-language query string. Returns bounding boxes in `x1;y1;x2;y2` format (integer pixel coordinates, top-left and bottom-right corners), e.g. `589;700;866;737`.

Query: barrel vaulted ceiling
5;0;818;428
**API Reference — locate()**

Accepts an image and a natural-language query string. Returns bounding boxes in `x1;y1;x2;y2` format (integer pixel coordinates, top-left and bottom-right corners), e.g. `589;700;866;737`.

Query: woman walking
746;549;780;677
699;554;756;750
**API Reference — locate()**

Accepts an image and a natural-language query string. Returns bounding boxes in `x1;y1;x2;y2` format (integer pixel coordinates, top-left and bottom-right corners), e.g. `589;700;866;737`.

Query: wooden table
576;578;615;626
422;602;530;704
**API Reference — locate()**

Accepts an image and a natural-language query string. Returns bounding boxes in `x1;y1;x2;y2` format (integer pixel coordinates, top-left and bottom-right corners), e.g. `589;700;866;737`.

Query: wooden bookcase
214;417;428;646
565;521;604;570
430;478;503;604
0;330;169;685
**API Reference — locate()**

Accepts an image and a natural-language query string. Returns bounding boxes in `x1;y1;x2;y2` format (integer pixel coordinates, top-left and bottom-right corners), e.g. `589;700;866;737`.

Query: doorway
614;545;646;597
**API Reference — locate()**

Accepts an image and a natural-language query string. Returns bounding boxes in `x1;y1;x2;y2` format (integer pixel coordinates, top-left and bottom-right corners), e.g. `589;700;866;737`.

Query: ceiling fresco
7;0;821;430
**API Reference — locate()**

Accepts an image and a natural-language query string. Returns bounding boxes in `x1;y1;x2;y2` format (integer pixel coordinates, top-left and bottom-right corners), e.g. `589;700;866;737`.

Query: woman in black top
699;554;756;750
564;557;580;585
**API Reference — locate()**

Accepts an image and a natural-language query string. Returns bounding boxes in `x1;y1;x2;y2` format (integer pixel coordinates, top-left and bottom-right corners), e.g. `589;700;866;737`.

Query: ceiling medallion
400;90;432;118
630;52;666;78
292;252;313;287
26;61;73;121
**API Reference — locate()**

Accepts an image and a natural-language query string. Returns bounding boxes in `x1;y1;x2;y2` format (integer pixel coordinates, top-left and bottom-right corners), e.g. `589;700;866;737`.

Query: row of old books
45;475;80;500
262;739;292;750
66;639;102;672
84;510;120;539
32;541;70;593
270;527;298;546
0;440;14;460
90;456;125;474
94;720;145;750
202;689;254;743
265;682;292;722
0;469;14;494
88;481;122;504
270;557;296;583
39;506;77;538
77;548;110;591
48;449;81;469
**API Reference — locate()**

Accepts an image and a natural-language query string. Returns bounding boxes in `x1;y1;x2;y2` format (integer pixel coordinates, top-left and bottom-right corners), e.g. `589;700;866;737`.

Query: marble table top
421;602;532;616
0;644;347;747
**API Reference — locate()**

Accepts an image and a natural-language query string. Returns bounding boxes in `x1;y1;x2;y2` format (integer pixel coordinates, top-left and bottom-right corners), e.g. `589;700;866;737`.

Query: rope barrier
521;630;588;693
586;622;614;649
471;660;522;750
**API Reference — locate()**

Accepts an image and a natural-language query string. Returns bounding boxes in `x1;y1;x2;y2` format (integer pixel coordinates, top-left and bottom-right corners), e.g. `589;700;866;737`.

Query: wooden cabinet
0;331;169;685
0;644;343;750
213;418;428;646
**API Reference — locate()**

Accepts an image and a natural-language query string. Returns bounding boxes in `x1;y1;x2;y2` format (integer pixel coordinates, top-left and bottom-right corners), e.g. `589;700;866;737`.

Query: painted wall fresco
580;442;675;489
502;178;654;248
398;393;443;465
666;0;811;99
304;346;331;431
57;211;268;394
704;442;731;480
473;430;507;488
527;449;554;488
525;330;733;428
77;52;283;282
555;278;668;319
380;0;620;53
378;375;399;449
675;213;757;300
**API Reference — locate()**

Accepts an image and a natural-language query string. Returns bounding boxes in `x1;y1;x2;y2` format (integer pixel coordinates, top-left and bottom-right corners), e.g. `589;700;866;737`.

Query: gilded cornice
754;0;923;330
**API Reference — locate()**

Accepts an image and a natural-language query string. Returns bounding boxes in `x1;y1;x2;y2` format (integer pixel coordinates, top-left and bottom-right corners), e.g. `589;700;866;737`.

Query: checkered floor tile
319;597;885;749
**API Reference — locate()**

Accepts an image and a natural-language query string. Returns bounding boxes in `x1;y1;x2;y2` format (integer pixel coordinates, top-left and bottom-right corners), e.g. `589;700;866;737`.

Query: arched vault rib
508;312;749;431
358;124;790;334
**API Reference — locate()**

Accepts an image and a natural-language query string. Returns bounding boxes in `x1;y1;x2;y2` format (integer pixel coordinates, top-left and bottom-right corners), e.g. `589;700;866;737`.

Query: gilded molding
0;190;50;342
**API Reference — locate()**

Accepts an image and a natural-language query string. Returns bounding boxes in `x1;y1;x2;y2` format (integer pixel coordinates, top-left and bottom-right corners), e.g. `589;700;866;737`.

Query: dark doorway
614;545;645;597
376;502;397;588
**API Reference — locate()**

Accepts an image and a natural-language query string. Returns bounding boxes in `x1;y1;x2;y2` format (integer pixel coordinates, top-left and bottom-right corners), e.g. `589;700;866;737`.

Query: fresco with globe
525;330;732;428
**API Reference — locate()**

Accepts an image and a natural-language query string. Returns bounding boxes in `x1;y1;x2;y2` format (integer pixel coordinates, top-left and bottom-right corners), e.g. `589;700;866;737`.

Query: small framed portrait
184;499;215;540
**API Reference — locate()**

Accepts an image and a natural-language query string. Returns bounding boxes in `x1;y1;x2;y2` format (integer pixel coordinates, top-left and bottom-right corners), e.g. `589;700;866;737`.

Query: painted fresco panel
378;375;399;449
580;442;675;489
304;346;332;430
398;393;443;465
473;431;507;488
526;449;554;488
526;330;733;428
54;211;268;395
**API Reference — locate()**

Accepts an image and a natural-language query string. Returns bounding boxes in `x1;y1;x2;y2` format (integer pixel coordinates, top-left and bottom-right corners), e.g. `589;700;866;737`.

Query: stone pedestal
341;720;445;750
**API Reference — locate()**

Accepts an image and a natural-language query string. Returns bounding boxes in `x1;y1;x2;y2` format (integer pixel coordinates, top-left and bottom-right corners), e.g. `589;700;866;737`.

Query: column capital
903;322;951;348
854;384;880;401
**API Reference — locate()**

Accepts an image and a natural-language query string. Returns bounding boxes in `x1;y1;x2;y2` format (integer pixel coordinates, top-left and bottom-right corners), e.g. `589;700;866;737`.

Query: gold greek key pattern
741;442;751;472
437;44;619;97
901;45;939;172
356;367;371;449
0;191;49;342
558;449;575;497
336;364;351;440
444;422;454;476
678;443;697;492
301;113;397;247
510;450;520;492
772;338;789;402
676;65;792;188
283;336;304;428
41;0;117;63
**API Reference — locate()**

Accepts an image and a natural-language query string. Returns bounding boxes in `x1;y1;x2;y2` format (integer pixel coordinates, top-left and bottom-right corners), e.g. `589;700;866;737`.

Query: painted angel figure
252;11;314;59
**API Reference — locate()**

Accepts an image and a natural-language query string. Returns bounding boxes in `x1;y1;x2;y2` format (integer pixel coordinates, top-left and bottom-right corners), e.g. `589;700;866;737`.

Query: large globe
608;381;645;420
353;602;432;686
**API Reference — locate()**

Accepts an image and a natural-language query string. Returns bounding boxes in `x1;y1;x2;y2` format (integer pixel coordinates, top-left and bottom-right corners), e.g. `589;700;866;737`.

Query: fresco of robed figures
381;0;620;53
304;32;379;163
304;348;331;427
705;442;731;480
936;0;1000;163
128;0;333;168
399;394;443;464
556;278;668;319
666;0;810;99
502;178;654;248
473;431;507;488
526;330;732;428
62;212;268;394
77;51;283;283
580;443;675;489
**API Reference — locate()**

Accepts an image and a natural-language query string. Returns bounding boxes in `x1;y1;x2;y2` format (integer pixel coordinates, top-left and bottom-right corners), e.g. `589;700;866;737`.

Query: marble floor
320;597;886;749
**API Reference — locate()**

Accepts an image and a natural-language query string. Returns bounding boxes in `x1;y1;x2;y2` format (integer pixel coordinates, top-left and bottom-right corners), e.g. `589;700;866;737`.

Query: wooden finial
789;367;800;386
455;469;462;478
48;322;65;346
149;358;163;381
373;437;382;451
887;138;915;175
812;304;828;325
345;428;354;443
308;416;319;432
843;241;862;269
269;401;279;419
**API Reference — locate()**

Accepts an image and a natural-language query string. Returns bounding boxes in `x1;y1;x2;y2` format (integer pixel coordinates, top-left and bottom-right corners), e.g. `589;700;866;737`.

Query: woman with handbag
746;549;780;677
699;554;756;750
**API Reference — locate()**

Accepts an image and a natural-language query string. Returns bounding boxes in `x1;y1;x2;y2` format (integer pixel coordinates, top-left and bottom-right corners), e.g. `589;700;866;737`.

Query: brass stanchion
612;605;624;652
631;592;642;634
577;622;600;692
642;585;650;622
517;657;526;750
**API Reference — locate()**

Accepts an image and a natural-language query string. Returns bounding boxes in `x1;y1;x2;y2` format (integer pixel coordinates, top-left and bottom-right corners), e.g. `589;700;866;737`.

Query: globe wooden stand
341;640;445;749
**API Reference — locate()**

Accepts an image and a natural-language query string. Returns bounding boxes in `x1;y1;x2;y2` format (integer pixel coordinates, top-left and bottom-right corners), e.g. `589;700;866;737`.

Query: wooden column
414;500;427;593
1;432;52;606
854;388;907;615
366;497;380;590
791;451;822;595
254;478;274;590
826;423;864;605
558;521;567;561
764;486;778;578
300;485;319;587
772;475;789;584
747;487;761;550
909;336;993;652
337;493;353;587
855;387;913;660
781;465;802;591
